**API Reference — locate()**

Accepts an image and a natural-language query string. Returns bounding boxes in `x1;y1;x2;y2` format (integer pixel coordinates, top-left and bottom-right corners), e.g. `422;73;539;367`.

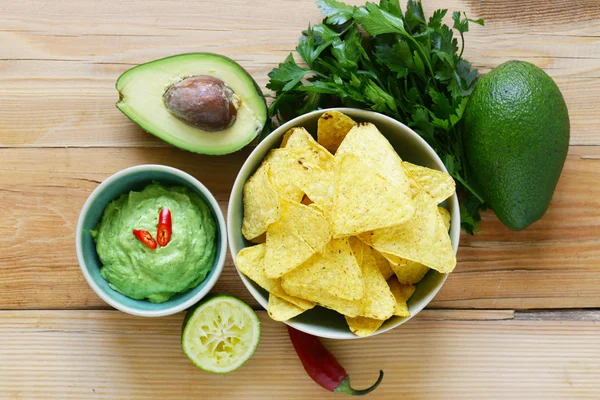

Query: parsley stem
402;34;438;90
453;174;485;204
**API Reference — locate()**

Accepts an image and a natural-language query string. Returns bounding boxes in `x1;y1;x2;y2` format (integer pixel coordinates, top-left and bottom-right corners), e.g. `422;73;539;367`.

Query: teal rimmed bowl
76;164;227;317
228;108;460;339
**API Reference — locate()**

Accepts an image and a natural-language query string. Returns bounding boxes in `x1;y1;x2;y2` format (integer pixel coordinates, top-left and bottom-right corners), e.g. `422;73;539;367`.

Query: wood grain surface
0;0;599;398
1;310;599;399
1;146;599;310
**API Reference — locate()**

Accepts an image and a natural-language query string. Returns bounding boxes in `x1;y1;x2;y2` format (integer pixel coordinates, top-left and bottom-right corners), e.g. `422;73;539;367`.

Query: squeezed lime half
182;294;260;374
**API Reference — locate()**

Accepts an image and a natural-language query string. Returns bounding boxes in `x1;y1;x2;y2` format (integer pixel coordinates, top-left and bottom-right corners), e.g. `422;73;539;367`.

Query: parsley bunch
264;0;485;234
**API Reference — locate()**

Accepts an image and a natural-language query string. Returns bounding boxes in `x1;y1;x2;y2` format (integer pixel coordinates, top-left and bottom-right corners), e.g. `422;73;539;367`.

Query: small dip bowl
76;164;227;317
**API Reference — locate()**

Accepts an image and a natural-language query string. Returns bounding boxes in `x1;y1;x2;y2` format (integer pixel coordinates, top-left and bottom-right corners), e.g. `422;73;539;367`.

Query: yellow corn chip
336;122;410;194
387;277;416;317
281;238;364;301
357;246;396;320
345;316;384;337
403;162;455;204
331;154;414;238
264;147;335;216
280;127;296;148
372;243;428;284
391;260;429;285
242;162;280;241
235;244;314;309
348;236;365;266
357;235;417;280
281;282;362;317
369;191;456;273
317;111;357;154
288;156;334;215
356;231;373;246
438;206;451;231
265;198;331;279
267;295;310;321
371;248;395;280
283;127;334;169
381;251;405;267
264;149;305;202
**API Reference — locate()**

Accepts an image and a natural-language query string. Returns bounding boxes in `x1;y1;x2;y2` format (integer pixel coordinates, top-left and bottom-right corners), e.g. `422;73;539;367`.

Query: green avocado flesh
92;183;216;303
463;61;570;231
116;53;267;155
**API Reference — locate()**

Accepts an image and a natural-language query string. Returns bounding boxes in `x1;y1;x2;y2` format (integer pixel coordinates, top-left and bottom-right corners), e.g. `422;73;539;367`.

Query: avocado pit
163;75;240;131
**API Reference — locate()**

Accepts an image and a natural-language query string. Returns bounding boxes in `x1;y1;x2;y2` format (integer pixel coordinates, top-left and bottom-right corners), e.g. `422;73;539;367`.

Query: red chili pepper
133;229;157;249
156;208;172;247
287;326;384;396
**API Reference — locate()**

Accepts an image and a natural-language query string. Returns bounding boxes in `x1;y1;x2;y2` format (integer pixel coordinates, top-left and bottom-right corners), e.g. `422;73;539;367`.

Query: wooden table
1;0;599;398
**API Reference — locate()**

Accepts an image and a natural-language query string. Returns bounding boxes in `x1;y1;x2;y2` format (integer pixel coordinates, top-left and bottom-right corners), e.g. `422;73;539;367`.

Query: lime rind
182;294;260;374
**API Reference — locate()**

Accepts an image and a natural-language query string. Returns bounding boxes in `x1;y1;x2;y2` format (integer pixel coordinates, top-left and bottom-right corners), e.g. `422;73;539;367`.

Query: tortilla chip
264;147;335;216
391;260;430;285
387;277;416;317
380;251;405;267
280;127;296;148
281;238;364;301
282;127;334;169
235;244;314;309
371;249;395;280
331;154;414;238
267;295;309;321
369;191;456;273
242;162;280;241
317;111;357;154
438;206;451;231
357;235;414;278
374;244;429;284
348;236;365;267
264;149;305;202
345;316;384;337
357;246;396;320
281;283;362;317
336;122;410;194
265;198;331;279
289;156;334;216
403;162;455;204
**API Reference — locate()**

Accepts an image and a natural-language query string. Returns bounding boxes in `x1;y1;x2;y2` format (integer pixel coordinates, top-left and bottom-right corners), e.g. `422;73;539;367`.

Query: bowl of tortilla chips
228;108;460;339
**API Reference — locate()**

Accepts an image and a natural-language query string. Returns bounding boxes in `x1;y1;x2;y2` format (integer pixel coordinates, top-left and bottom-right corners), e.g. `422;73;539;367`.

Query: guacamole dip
92;182;216;303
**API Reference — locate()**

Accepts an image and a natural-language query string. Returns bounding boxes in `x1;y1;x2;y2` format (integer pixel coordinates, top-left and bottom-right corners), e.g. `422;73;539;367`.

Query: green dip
92;182;216;303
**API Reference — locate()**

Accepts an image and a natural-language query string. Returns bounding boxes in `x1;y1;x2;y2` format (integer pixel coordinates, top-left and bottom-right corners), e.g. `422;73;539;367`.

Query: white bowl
76;164;227;317
228;108;460;339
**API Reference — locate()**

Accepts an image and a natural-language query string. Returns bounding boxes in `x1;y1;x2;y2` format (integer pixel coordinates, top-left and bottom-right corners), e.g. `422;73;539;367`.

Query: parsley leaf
353;2;405;36
264;0;485;234
266;54;311;92
317;0;355;25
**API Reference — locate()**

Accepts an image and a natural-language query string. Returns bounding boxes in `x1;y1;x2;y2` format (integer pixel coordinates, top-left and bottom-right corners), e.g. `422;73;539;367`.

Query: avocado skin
463;61;570;231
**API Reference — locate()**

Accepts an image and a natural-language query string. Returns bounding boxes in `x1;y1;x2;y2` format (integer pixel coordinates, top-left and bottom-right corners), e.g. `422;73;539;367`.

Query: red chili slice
156;207;172;247
133;229;157;250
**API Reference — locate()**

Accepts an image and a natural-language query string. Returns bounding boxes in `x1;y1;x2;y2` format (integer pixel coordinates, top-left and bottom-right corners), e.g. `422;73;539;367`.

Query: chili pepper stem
333;371;384;396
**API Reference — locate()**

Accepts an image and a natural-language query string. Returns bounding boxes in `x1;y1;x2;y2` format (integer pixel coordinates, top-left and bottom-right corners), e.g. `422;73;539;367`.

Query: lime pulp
182;294;260;374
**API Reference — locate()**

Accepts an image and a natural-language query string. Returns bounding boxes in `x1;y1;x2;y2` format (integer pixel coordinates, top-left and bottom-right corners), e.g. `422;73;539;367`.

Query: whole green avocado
463;61;570;231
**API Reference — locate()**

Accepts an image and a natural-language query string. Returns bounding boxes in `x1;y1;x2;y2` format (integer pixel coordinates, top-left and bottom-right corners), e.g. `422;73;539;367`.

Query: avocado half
116;53;267;155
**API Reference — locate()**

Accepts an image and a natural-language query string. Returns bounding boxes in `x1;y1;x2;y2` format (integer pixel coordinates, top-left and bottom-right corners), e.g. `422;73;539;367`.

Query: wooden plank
0;146;598;310
0;0;598;147
0;75;595;147
0;146;259;309
0;310;598;399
